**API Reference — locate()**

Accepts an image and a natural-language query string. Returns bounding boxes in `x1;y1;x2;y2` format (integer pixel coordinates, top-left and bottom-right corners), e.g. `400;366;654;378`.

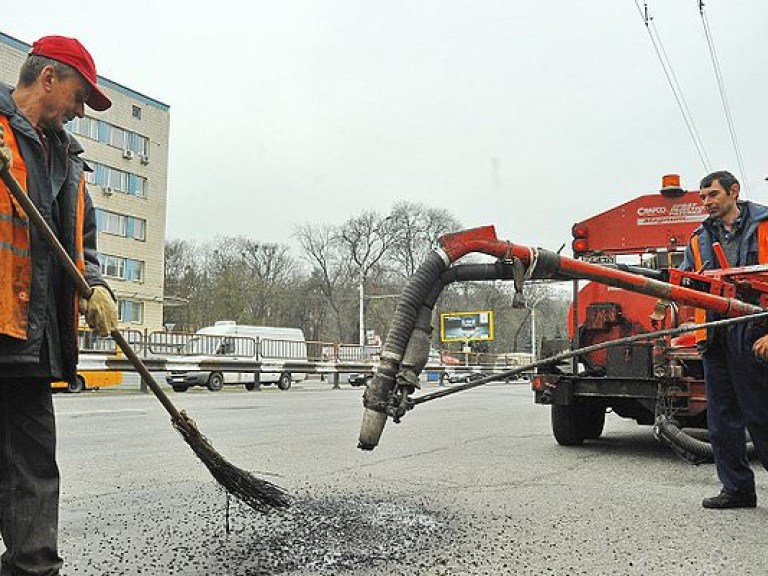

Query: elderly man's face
39;67;89;131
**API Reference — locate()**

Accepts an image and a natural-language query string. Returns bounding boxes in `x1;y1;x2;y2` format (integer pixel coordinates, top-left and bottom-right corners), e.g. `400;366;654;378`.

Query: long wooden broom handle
0;164;183;421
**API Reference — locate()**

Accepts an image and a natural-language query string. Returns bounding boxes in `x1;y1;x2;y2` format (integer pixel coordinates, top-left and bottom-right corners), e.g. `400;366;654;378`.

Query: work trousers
702;325;768;494
0;379;62;576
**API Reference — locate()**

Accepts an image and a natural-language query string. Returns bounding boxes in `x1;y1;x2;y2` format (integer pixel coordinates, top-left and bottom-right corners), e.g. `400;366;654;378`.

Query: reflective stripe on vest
690;234;708;343
0;115;32;339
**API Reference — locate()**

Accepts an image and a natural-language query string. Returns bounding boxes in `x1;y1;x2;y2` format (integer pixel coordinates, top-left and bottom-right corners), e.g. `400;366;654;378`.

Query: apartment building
0;30;170;332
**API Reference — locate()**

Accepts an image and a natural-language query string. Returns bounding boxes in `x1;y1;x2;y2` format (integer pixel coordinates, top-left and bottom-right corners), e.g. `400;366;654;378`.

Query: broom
0;162;289;512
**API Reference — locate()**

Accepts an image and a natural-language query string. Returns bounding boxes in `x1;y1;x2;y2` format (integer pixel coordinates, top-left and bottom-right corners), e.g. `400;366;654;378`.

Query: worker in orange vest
681;170;768;509
0;36;117;575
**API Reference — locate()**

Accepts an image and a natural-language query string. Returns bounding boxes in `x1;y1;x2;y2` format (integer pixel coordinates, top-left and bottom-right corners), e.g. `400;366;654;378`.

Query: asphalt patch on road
60;485;453;575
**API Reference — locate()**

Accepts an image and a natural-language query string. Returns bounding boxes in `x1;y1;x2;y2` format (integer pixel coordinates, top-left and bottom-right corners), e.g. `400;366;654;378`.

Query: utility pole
358;275;365;346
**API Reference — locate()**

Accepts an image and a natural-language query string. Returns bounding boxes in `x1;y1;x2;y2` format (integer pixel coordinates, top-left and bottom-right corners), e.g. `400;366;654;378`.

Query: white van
166;321;308;392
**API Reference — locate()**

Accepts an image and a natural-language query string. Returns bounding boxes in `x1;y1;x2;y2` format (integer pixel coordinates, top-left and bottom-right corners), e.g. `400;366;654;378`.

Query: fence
78;330;534;372
80;329;381;363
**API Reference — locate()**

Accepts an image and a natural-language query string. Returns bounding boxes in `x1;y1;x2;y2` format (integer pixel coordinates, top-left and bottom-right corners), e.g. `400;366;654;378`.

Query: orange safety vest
0;114;87;340
0;115;32;339
690;222;768;344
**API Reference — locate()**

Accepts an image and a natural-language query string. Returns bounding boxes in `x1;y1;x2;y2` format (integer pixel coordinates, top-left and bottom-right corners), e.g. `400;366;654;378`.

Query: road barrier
75;330;534;383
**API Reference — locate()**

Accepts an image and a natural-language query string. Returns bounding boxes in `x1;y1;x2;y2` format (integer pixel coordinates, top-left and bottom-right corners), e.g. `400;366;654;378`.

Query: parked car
448;371;485;384
348;372;373;387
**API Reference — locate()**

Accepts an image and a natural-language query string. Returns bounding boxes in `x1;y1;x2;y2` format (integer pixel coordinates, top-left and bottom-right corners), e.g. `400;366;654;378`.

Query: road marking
57;408;148;417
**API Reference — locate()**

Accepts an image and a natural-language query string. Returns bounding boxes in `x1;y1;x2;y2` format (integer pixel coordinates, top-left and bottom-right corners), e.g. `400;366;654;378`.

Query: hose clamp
525;246;538;279
434;247;451;266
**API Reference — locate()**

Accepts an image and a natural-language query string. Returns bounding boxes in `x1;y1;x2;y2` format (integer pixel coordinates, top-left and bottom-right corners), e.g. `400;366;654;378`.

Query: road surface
8;378;767;575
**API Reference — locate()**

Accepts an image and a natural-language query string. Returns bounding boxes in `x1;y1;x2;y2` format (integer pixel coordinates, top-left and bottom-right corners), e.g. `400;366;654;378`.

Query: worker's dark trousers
0;379;62;576
702;326;768;495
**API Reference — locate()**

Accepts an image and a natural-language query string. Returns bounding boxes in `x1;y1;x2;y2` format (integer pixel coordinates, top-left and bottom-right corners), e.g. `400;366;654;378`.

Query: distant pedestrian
0;35;118;574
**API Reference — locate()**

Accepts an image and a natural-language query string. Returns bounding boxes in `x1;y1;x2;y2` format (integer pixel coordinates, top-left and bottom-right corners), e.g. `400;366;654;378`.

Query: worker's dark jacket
680;200;768;347
0;82;107;382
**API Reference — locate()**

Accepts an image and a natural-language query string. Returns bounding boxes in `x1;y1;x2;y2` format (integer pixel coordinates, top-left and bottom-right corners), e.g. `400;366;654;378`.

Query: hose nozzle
357;371;395;451
357;408;388;450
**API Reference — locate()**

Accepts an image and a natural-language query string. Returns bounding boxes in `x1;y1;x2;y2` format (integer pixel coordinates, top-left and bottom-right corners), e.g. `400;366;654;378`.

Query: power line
633;1;711;171
697;1;750;196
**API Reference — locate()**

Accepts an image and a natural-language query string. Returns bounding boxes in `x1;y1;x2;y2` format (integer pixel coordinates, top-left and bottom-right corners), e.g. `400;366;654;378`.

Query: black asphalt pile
59;485;455;575
216;493;451;574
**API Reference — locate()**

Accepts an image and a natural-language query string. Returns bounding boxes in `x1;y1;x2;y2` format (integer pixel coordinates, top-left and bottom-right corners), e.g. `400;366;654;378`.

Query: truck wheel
277;373;292;391
172;384;188;393
245;381;260;391
552;404;585;446
581;403;606;440
207;372;224;392
67;375;85;393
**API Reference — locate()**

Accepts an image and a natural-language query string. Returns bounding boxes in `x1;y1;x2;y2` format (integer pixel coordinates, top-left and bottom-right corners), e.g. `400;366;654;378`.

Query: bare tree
294;223;348;340
336;211;394;282
234;237;295;323
335;211;397;343
388;201;462;279
163;239;199;331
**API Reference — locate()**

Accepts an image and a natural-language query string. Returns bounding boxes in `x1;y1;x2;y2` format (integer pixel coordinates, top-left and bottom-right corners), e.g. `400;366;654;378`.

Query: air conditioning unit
122;150;134;160
139;154;150;165
101;186;114;195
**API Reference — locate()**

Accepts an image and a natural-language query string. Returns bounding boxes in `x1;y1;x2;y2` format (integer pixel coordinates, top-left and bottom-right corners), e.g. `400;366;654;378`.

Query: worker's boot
702;490;757;509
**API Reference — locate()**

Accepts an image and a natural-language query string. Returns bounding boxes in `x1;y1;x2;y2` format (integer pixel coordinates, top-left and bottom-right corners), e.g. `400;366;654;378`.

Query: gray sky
5;1;768;253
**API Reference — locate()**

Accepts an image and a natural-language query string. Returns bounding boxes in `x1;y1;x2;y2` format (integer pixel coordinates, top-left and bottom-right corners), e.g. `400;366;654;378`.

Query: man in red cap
0;35;118;575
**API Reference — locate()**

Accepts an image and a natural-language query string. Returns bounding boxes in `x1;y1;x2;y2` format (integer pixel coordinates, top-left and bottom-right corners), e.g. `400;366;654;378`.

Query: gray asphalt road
15;379;768;575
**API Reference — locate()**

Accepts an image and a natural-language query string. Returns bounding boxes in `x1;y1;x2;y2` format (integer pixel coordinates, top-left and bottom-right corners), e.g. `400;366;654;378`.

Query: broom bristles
173;411;290;512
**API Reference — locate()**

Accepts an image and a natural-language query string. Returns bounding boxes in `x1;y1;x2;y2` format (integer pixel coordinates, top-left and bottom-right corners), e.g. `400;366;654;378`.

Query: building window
118;300;143;323
97;253;145;282
132;105;142;119
67;117;149;156
86;160;147;197
95;209;147;241
98;254;125;278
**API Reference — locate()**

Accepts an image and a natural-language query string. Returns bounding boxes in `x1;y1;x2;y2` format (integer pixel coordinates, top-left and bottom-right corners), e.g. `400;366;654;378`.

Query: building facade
0;31;170;332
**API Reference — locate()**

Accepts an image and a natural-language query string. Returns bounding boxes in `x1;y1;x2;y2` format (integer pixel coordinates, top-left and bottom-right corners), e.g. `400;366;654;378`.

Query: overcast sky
5;1;768;254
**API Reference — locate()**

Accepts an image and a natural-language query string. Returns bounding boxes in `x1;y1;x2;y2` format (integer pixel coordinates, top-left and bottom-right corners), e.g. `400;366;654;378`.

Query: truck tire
277;373;292;391
245;381;260;391
581;402;606;440
67;375;86;394
552;404;585;446
552;401;606;445
207;372;224;392
172;384;188;393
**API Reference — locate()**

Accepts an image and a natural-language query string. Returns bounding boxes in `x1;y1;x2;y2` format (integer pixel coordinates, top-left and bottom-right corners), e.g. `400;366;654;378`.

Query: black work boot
702;490;757;509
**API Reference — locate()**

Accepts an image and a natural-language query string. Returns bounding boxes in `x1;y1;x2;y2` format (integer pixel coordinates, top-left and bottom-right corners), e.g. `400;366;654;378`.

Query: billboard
440;310;494;342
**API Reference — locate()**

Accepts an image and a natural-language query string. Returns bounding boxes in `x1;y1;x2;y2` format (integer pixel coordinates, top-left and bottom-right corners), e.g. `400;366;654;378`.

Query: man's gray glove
80;286;118;336
0;123;12;171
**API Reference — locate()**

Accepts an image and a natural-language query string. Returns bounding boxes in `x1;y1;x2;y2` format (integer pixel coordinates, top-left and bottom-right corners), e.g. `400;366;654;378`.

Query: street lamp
359;275;365;346
529;296;546;360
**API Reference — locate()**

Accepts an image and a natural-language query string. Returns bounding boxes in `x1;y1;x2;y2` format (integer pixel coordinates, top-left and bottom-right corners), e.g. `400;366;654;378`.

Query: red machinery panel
568;281;660;339
573;191;705;255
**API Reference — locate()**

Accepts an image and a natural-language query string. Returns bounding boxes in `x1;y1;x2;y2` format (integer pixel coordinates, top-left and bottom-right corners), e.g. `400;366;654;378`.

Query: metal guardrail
259;338;307;361
77;330;536;377
78;329;143;353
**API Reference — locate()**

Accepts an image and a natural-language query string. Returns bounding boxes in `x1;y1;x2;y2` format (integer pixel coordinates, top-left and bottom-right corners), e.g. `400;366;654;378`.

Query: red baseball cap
30;35;112;111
